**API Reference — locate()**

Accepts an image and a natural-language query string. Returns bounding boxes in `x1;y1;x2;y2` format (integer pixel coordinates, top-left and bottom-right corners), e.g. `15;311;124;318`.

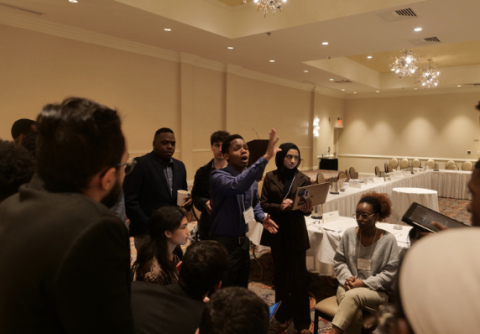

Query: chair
446;163;458;170
313;296;379;334
425;159;435;169
374;166;381;176
349;167;359;179
445;160;457;170
399;158;409;170
384;162;388;173
316;173;325;184
345;169;351;181
389;158;399;171
462;161;473;171
337;171;347;181
411;158;421;168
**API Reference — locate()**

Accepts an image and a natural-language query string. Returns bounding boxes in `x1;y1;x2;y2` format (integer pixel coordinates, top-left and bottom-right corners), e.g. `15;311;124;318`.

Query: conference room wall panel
339;93;480;173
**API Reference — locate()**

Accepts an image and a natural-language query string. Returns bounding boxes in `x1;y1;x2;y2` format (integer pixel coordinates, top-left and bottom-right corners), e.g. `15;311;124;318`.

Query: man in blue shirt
209;129;280;288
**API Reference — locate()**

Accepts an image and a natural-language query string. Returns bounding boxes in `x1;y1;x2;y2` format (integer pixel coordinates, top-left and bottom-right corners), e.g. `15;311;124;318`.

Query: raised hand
263;128;281;161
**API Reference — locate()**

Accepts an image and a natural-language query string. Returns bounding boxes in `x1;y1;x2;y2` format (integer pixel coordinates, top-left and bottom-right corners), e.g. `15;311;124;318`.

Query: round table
391;187;439;224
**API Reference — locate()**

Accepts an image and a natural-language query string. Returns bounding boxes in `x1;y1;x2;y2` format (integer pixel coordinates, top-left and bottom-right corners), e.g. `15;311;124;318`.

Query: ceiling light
322;42;329;45
269;60;275;63
417;59;441;89
414;27;422;32
341;89;345;91
227;46;234;50
69;0;78;3
457;85;462;88
367;56;373;59
304;70;308;73
329;78;334;81
255;0;287;17
390;49;419;78
414;88;418;90
376;91;380;93
354;92;357;94
164;28;172;32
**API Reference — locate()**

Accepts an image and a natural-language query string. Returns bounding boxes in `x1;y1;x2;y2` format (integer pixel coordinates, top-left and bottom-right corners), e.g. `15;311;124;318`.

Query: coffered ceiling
1;0;480;96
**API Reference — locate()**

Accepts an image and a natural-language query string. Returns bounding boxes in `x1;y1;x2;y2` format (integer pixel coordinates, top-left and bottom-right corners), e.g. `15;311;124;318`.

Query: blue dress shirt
209;157;267;238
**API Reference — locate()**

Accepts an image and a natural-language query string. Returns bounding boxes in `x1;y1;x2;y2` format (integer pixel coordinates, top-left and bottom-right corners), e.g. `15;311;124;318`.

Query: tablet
402;202;470;232
269;301;281;322
292;182;330;210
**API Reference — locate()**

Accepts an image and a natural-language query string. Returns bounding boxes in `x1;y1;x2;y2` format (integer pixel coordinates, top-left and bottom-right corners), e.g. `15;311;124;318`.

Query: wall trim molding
338;153;476;163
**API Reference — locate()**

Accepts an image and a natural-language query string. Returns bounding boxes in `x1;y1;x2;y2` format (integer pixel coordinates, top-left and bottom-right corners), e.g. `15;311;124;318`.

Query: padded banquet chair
445;160;456;170
349;167;359;179
462;161;473;171
375;166;381;176
313;296;379;334
411;158;421;168
389;158;399;171
425;159;436;169
316;173;326;184
345;169;351;181
446;163;458;170
384;163;388;173
399;158;409;170
337;171;347;181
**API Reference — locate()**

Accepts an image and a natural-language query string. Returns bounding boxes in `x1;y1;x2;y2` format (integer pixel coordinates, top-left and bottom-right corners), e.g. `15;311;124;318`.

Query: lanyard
357;228;378;261
282;175;296;201
241;187;254;212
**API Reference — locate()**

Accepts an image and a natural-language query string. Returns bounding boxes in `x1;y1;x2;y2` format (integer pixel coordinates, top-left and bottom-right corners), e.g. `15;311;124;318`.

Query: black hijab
275;143;301;198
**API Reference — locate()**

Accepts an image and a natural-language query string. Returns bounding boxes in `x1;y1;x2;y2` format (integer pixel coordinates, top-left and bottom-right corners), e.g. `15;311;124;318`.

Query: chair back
446;164;458;170
337;171;347;181
374;166;381;176
316;173;325;184
399;158;409;169
349;167;359;179
389;158;399;170
425;159;435;169
384;162;388;172
445;160;456;169
462;161;473;171
345;169;351;181
411;158;421;168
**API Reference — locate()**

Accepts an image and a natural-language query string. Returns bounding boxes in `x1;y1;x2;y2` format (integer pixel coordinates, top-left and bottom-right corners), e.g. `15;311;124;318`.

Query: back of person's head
36;97;125;190
221;134;244;154
210;131;230;146
178;241;228;299
11;119;36;141
198;287;269;334
0;140;35;202
135;206;186;277
359;192;392;221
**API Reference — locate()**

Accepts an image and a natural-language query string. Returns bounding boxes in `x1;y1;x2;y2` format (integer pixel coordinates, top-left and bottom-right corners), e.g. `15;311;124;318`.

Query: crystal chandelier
250;0;287;17
417;59;441;89
389;49;419;78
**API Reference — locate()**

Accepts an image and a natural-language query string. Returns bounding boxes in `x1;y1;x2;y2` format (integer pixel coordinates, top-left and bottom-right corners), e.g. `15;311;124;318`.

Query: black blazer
131;282;205;334
124;151;188;236
0;174;133;334
260;170;311;252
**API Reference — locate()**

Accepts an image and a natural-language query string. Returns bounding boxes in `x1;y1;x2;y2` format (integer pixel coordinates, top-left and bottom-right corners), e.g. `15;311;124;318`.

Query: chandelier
249;0;287;17
417;59;441;89
389;49;419;78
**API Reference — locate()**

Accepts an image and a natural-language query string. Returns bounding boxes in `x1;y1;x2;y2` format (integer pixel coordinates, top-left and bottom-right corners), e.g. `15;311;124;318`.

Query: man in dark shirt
124;127;192;249
11;118;37;146
192;130;230;241
209;129;280;288
131;241;229;334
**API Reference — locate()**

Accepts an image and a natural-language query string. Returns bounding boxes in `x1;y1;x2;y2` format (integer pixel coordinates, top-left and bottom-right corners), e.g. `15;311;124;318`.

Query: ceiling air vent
464;83;480;86
334;80;352;84
0;2;42;15
409;36;442;46
377;8;418;22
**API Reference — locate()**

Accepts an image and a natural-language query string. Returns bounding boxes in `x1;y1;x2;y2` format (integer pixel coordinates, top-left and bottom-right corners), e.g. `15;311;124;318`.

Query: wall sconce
337;117;342;127
313;118;320;137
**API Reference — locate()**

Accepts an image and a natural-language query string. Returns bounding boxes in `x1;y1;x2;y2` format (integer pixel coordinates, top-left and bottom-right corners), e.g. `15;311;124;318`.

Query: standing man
209;129;280;288
192;130;230;241
0;97;134;333
124;127;191;250
11;118;36;146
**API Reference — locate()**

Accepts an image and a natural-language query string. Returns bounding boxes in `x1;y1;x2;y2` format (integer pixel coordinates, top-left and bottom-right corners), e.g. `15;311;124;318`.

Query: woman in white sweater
331;192;399;334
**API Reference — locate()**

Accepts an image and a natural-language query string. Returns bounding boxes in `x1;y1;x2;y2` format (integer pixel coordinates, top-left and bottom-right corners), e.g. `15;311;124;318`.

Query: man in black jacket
131;241;229;334
191;130;230;240
0;97;135;334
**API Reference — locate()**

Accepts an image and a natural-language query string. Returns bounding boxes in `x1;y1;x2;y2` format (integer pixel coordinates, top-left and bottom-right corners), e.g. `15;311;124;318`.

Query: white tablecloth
429;170;472;200
391;187;439;224
305;216;411;276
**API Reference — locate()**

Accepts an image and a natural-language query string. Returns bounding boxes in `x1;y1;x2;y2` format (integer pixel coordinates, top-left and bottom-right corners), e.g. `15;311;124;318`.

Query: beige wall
339;93;480;173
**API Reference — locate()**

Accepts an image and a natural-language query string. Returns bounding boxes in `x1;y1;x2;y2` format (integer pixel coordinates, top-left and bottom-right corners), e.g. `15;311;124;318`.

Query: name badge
243;207;256;225
357;258;371;271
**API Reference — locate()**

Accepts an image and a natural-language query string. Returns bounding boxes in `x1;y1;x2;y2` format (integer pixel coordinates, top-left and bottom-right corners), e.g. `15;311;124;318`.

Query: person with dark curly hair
0;140;35;202
330;192;399;334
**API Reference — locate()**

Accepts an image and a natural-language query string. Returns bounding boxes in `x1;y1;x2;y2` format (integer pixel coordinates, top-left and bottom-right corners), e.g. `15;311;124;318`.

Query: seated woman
331;192;399;334
132;206;190;285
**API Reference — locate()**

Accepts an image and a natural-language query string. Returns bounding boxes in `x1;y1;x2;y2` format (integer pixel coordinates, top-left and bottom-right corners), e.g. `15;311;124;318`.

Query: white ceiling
1;0;480;96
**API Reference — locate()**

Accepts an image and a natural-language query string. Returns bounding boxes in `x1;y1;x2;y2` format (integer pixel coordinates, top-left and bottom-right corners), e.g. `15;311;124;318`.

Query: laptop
269;301;282;322
292;182;330;210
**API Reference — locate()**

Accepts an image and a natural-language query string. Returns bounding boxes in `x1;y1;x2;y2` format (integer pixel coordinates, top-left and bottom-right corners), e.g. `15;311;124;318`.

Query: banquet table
390;187;439;224
305;216;411;276
429;170;472;200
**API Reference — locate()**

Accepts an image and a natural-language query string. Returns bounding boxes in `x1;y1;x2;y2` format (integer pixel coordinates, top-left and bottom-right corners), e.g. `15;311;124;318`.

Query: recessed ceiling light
304;70;309;73
354;92;357;94
164;28;172;32
341;89;345;91
269;60;275;63
414;27;422;32
69;0;78;3
457;85;462;87
329;78;334;81
414;88;418;90
367;56;373;59
227;46;234;50
376;90;380;93
322;42;329;45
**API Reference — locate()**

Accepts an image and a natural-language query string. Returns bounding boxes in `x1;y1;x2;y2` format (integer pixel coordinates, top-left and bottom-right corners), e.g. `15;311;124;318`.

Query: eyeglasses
116;158;137;175
286;155;299;161
352;213;376;220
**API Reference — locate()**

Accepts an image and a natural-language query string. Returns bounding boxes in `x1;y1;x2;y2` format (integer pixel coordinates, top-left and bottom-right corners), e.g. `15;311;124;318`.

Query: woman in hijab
260;143;313;334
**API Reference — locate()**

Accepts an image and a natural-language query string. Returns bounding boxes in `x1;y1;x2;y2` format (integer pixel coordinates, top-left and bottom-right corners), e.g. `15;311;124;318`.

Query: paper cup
177;190;189;206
